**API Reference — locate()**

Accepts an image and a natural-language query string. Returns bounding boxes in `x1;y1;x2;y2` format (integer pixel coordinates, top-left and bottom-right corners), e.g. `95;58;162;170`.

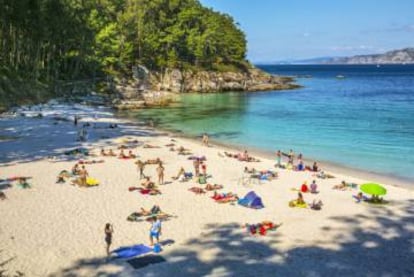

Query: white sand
1;104;413;277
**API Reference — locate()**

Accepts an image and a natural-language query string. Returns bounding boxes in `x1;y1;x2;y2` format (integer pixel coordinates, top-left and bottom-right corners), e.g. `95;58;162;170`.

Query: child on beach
149;216;162;246
104;223;113;256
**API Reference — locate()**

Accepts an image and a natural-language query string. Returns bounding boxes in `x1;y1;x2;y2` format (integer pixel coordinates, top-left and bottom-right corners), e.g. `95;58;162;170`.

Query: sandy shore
1;103;413;277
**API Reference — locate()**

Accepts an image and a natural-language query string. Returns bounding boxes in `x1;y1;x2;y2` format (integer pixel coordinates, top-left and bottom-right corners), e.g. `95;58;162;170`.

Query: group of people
275;150;319;172
71;163;89;187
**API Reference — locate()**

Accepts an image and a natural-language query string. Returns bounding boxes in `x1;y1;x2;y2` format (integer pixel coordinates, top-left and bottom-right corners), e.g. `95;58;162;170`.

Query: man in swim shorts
149;216;162;245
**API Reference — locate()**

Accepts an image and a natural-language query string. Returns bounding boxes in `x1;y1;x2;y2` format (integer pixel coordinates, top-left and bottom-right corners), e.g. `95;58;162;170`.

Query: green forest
0;0;247;104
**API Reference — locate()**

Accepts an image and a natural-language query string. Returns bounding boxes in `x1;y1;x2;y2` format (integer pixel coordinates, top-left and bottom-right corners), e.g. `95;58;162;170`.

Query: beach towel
112;244;153;259
238;191;264;209
86;178;99;186
126;254;167;269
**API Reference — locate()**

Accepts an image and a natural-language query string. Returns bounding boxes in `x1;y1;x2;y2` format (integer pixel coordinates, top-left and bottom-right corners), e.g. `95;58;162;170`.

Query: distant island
272;48;414;65
325;48;414;64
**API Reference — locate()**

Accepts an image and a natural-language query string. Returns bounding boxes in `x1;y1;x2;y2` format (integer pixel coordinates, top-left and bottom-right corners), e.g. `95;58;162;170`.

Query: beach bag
198;175;207;184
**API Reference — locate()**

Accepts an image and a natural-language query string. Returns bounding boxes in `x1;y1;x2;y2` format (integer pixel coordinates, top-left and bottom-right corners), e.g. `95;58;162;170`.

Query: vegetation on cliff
1;0;247;82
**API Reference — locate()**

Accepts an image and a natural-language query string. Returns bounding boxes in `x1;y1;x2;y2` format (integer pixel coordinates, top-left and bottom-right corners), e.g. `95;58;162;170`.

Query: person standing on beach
149;216;162;246
193;158;200;177
74;115;78;126
104;223;113;256
202;133;209;146
156;163;165;185
276;150;282;167
79;165;88;186
135;160;146;179
288;149;294;165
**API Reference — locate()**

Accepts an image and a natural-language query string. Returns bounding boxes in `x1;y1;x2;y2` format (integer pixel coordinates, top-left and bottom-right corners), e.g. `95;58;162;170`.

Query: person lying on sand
212;192;239;203
205;184;223;191
244;221;283;236
141;177;155;189
139;205;162;216
145;158;161;164
188;187;205;194
143;144;161;149
244;167;257;174
333;181;348;190
165;143;175;147
176;146;192;155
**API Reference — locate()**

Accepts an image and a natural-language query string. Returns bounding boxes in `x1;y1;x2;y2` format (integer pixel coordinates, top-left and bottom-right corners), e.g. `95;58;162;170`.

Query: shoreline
143;124;414;190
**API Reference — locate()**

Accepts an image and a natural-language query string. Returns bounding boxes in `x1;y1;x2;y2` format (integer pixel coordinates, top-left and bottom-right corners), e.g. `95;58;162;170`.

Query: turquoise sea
119;65;414;182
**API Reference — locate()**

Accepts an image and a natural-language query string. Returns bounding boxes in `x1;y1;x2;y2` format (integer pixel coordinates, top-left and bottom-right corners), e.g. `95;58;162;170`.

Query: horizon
200;0;414;63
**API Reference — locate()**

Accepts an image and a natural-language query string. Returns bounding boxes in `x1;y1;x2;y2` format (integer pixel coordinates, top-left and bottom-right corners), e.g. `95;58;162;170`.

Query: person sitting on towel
128;150;136;158
141;177;155;189
119;149;127;158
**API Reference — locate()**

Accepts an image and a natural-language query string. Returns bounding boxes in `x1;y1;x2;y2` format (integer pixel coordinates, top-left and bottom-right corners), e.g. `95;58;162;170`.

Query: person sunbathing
141;177;155;189
138;205;162;216
244;167;256;174
244;221;283;235
101;148;107;156
189;187;205;194
143;144;160;148
127;150;136;158
146;158;161;164
212;192;238;202
119;149;127;159
312;162;319;172
353;192;368;203
205;184;223;191
108;149;116;156
333;181;348;190
165;143;175;147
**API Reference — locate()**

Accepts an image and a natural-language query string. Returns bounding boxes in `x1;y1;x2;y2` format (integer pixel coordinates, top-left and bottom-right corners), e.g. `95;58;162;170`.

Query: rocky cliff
113;67;299;109
326;48;414;64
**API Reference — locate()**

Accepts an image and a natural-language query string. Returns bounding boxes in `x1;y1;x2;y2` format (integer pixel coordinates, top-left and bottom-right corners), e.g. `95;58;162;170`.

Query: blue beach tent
238;191;264;209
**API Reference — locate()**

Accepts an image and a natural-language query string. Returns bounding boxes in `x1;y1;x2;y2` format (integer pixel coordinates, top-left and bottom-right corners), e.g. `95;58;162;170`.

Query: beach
1;103;413;277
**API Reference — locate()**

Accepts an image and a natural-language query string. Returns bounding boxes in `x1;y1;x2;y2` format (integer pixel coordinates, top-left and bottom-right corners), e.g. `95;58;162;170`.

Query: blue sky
200;0;414;62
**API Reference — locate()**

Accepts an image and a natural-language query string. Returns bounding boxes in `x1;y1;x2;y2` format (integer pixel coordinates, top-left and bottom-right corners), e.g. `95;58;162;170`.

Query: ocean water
118;65;414;181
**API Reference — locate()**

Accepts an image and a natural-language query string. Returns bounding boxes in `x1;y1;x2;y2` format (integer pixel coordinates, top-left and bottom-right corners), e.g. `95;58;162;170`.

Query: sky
200;0;414;63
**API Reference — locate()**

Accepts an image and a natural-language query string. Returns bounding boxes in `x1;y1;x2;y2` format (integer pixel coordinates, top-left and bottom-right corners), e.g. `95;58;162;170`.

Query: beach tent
238;191;264;209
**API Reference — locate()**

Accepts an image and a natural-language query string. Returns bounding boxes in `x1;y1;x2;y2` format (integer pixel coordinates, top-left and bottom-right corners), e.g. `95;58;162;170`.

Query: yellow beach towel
86;178;99;186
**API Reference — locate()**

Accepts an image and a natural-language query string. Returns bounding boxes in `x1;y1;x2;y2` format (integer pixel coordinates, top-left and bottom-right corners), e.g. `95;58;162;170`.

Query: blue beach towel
112;244;153;259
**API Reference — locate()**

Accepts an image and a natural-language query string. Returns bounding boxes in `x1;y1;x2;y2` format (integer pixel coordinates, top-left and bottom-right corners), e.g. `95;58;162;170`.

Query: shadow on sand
48;199;414;277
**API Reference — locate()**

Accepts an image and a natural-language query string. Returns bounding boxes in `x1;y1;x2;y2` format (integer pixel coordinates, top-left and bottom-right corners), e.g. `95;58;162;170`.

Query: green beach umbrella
360;183;387;196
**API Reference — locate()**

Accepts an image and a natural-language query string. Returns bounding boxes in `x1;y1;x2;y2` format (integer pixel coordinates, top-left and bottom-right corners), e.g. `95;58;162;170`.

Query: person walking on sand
104;223;113;256
79;165;89;186
149;216;162;246
156;163;165;185
135;160;146;179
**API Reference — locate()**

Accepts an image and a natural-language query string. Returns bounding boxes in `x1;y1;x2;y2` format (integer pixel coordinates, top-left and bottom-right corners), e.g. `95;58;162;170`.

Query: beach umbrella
360;183;387;196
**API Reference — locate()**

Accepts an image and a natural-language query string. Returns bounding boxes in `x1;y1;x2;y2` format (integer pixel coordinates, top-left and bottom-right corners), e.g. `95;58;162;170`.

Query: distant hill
324;48;414;64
